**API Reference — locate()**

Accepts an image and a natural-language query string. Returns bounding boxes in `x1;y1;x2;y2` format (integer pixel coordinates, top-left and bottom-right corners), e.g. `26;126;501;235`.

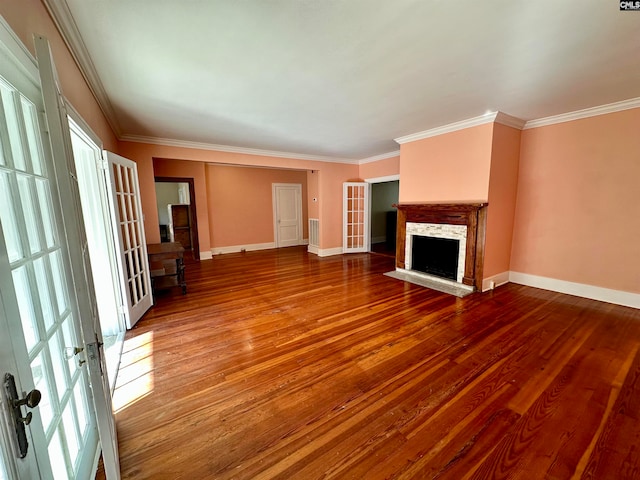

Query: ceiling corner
494;112;526;130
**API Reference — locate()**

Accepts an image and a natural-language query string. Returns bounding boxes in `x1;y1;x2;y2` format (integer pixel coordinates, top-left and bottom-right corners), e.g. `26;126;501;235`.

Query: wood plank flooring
107;246;640;479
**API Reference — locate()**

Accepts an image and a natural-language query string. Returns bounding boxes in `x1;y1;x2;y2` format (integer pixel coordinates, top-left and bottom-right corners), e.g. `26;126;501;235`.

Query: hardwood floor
107;246;640;479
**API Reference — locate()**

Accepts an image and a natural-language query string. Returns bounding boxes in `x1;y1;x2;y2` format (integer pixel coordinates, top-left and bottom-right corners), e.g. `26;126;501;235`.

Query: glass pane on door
343;183;368;252
0;448;8;480
0;74;95;479
106;152;153;328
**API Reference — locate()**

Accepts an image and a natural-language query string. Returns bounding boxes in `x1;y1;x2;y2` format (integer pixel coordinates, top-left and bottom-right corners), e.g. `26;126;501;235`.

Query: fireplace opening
411;235;460;281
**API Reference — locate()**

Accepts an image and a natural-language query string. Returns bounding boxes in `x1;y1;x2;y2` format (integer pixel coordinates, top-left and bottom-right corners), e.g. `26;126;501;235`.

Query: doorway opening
155;177;200;261
69;118;125;391
367;177;399;258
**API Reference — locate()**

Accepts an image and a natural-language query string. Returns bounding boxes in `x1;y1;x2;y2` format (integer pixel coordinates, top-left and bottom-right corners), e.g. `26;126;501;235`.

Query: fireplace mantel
393;203;488;290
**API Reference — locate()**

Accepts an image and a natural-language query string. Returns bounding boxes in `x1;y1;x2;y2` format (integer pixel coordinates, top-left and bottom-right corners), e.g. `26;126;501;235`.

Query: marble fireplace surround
393;203;488;291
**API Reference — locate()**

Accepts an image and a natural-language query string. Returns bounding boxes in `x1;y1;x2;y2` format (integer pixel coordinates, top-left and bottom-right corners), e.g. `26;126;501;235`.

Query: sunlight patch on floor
112;331;154;413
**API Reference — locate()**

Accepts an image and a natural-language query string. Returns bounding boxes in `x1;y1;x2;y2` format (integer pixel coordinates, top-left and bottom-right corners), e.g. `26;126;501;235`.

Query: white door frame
272;183;303;248
364;174;400;252
67;114;126;393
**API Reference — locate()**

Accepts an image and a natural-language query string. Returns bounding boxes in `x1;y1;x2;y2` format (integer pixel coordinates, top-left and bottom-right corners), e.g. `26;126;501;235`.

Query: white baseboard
317;247;343;257
200;250;213;260
308;245;319;255
302;238;309;246
509;271;640;309
482;271;510;292
212;242;275;255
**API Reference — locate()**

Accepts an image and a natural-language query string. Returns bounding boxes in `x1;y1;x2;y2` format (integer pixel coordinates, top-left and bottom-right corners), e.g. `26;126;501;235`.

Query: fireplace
393;203;487;290
411;236;459;281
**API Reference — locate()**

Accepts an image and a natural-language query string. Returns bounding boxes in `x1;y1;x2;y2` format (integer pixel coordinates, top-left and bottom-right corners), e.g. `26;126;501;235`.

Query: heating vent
309;218;320;247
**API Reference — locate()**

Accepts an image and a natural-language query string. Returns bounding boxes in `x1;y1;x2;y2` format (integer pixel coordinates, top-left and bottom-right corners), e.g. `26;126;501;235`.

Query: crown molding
41;0;122;137
523;97;640;129
394;111;528;145
358;150;400;164
394;112;499;144
119;134;360;164
494;112;526;129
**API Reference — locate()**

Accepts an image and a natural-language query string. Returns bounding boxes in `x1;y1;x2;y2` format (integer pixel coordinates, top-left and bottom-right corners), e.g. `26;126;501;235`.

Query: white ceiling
58;0;640;161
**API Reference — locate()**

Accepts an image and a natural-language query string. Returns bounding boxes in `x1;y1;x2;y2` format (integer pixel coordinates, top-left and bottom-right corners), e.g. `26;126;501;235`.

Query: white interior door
273;183;302;248
0;33;101;480
343;182;370;253
34;35;120;479
104;151;152;328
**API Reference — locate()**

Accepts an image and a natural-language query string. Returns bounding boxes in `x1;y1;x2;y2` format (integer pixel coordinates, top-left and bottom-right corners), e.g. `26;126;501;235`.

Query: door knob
13;389;42;409
18;412;33;426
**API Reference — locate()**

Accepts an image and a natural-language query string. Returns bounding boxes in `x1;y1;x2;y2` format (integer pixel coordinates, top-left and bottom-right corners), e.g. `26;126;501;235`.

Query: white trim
0;15;38;81
212;242;276;255
200;250;213;260
364;174;400;184
41;0;122;138
509;272;640;309
66;101;103;148
120;134;359;164
481;271;510;292
494;112;527;129
317;247;344;257
358;150;400;164
308;245;319;255
394;112;499;144
523;97;640;129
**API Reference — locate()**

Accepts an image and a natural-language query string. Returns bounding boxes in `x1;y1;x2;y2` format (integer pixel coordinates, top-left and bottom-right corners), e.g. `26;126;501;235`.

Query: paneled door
0;33;104;479
343;182;370;253
273;183;302;248
104;151;152;328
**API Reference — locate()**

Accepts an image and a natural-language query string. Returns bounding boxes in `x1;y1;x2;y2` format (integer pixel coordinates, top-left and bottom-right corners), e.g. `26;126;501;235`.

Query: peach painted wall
152;158;211;254
359;156;400;180
1;0;117;150
510;108;640;293
307;170;320;219
118;142;161;243
206;165;308;248
318;162;360;248
117;141;357;251
399;124;493;203
483;123;521;279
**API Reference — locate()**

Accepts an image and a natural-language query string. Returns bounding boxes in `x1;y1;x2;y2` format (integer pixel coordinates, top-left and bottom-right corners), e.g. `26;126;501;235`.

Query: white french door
0;34;101;480
34;34;121;479
343;182;370;253
273;183;303;248
104;151;152;328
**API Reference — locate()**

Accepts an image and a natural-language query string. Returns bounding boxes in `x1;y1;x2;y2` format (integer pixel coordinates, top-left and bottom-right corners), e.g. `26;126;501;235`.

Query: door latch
3;373;42;458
